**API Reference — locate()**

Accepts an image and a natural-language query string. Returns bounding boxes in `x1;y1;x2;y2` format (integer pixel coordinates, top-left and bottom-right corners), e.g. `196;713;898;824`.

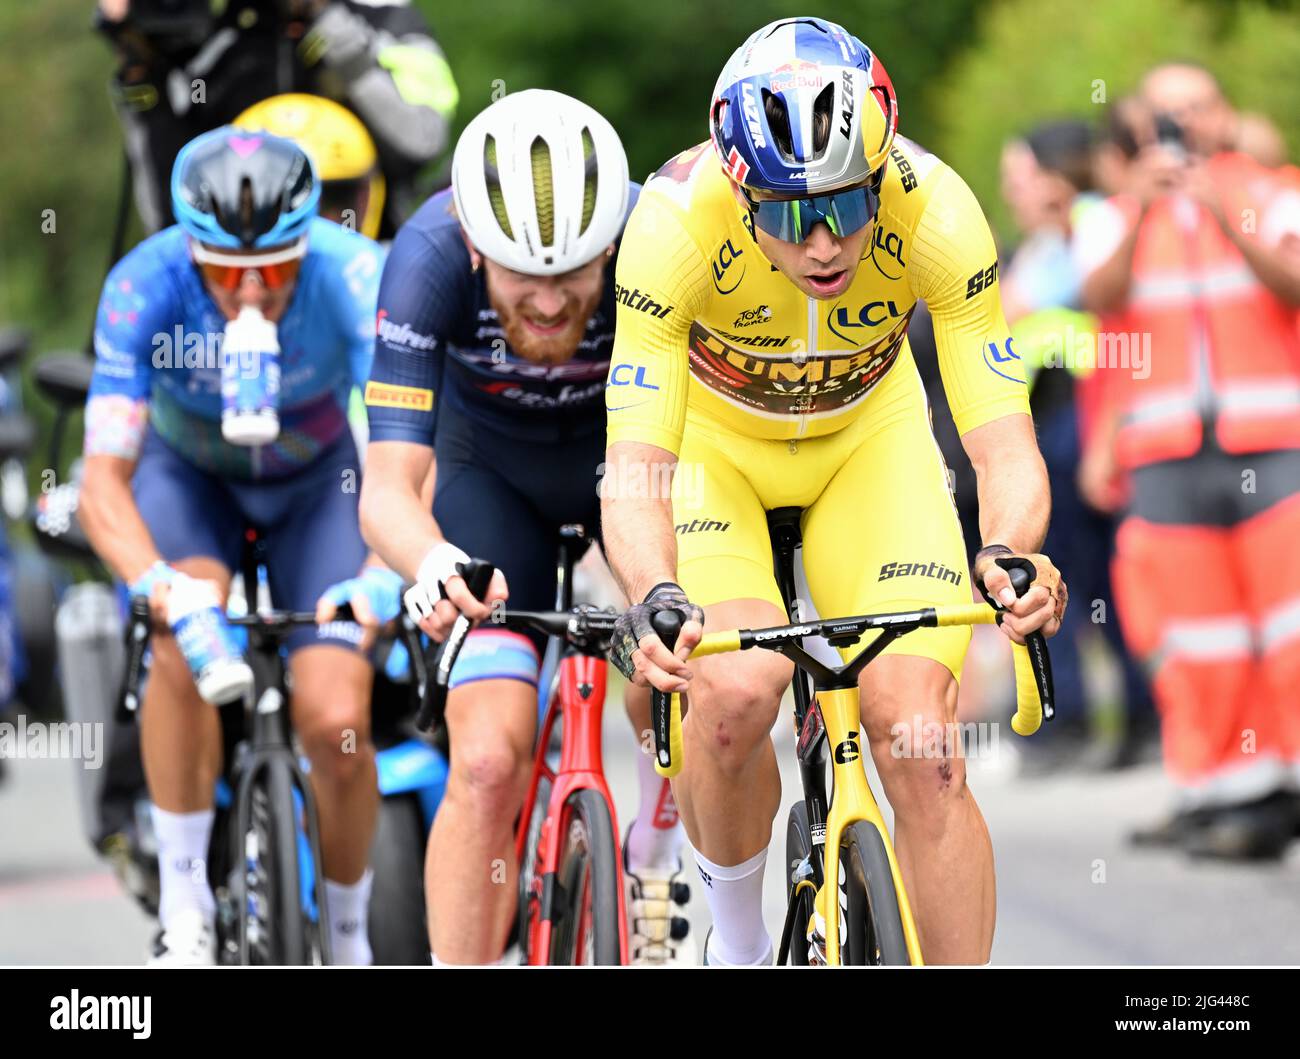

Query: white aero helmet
451;89;630;276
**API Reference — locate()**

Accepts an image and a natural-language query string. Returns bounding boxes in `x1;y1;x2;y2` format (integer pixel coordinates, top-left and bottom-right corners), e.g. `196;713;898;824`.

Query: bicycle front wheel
548;788;621;965
239;760;308;965
782;801;817;965
840;821;910;965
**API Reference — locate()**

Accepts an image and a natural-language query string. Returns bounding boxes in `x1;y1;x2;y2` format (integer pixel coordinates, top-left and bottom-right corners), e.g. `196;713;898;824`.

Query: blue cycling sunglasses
742;177;882;244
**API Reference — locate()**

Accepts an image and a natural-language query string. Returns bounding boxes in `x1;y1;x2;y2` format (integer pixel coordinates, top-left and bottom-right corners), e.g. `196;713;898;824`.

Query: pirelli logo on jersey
614;283;674;319
364;381;434;412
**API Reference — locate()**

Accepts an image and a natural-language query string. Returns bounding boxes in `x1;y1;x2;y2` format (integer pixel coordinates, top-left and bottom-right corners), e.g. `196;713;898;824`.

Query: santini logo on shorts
364;381;434;411
878;560;963;586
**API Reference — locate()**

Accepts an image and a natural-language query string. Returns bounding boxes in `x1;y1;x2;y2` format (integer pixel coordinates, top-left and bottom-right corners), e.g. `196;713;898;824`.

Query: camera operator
96;0;458;237
1075;64;1300;859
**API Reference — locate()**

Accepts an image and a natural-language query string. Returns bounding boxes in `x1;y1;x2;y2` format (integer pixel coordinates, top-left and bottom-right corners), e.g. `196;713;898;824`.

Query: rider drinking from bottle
79;127;399;965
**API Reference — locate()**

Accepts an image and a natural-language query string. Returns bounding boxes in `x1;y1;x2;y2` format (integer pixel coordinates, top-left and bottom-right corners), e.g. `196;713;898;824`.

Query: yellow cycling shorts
671;364;973;681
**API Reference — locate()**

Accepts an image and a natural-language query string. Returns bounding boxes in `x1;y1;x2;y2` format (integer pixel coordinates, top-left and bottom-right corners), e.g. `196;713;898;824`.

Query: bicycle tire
840;821;910;965
517;774;552;963
242;759;308;965
368;794;430;966
783;801;817;965
548;788;621;965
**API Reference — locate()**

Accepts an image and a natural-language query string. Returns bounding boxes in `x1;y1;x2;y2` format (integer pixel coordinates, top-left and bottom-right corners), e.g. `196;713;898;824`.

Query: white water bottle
221;306;281;446
167;576;254;705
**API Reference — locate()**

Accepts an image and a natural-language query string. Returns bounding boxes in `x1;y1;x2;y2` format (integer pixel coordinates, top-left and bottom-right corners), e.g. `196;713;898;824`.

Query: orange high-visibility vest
1108;152;1300;469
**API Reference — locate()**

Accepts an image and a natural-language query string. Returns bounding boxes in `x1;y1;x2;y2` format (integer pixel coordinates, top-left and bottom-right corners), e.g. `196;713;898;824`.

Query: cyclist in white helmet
359;89;696;964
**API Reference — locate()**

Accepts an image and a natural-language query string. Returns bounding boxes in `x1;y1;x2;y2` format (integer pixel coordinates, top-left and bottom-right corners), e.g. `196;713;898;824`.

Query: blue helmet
709;17;899;196
171;126;320;250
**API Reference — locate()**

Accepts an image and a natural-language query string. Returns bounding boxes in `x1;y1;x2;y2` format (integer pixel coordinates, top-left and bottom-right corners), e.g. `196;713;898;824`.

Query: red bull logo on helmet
770;59;825;93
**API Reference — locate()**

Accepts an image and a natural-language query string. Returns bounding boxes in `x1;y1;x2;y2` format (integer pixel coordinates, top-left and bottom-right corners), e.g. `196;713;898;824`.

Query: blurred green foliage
2;0;1299;361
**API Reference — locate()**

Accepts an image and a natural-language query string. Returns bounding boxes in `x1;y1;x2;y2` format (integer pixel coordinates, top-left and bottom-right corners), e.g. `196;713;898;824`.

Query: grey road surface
2;703;1298;965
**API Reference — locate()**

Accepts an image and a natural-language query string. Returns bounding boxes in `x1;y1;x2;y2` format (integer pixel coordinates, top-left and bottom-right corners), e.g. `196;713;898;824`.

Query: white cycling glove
403;540;471;624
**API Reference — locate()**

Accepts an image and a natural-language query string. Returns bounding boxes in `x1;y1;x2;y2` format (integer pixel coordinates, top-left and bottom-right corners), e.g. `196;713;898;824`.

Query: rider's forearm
963;419;1051;554
601;441;680;603
79;455;164;586
358;444;445;582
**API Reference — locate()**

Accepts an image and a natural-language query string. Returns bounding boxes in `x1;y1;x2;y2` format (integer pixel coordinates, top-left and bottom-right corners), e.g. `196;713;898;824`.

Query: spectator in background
1076;63;1300;859
998;120;1155;774
1234;111;1288;170
95;0;458;237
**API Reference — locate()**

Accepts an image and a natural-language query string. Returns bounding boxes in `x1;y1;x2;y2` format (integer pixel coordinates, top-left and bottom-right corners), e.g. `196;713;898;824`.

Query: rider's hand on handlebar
404;542;508;641
973;547;1067;643
611;583;703;693
316;565;404;650
128;560;206;626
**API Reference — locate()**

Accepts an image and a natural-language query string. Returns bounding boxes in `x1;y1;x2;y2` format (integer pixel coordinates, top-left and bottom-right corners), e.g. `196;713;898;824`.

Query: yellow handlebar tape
933;603;997;627
653;692;684;779
1009;642;1043;736
689;631;743;658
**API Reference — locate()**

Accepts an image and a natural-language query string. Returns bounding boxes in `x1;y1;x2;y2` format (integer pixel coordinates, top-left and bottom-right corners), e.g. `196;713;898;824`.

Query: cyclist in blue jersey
360;90;695;965
78;127;398;965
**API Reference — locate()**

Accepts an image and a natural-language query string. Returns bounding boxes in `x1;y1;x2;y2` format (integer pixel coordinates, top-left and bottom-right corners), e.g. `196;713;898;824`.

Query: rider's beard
490;286;601;366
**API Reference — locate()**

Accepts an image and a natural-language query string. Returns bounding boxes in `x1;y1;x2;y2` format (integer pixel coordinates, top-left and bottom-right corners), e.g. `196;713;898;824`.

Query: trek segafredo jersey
606;137;1030;454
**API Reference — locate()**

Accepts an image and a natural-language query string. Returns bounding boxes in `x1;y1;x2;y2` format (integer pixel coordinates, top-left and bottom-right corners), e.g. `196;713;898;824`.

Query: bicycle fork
812;683;923;966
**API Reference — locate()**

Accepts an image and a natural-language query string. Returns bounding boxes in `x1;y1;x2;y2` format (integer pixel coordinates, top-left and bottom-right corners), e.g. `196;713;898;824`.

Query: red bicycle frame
515;651;629;963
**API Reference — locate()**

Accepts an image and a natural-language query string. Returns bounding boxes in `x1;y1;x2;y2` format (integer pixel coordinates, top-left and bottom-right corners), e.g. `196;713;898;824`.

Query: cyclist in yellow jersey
602;17;1067;965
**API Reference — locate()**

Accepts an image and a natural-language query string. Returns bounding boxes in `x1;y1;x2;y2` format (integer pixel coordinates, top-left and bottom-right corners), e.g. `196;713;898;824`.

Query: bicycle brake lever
650;610;685;777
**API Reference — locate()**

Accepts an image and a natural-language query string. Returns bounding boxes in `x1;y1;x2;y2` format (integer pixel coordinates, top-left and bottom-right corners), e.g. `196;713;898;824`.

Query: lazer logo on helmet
613;283;674;319
741;83;767;149
839;70;855;139
878;561;963;586
890;147;917;193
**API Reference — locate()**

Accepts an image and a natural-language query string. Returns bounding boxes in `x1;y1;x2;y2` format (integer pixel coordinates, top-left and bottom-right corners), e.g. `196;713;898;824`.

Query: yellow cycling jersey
606;136;1031;453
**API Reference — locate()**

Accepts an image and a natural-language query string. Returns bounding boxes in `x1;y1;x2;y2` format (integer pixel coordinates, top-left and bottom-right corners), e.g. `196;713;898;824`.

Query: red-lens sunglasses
190;238;305;292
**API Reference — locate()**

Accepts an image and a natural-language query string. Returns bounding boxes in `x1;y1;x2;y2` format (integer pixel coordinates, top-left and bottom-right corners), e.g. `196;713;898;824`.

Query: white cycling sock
325;869;373;966
151;805;216;931
692;846;771;966
626;749;686;873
